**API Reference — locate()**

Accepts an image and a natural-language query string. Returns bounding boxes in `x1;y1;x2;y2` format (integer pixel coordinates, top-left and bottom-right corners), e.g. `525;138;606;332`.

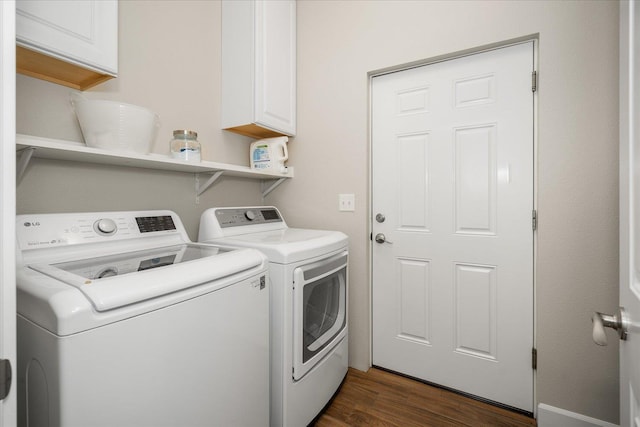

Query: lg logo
23;221;40;227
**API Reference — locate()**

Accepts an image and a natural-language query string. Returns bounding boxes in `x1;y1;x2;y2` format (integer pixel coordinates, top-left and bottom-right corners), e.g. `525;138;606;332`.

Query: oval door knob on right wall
592;307;629;346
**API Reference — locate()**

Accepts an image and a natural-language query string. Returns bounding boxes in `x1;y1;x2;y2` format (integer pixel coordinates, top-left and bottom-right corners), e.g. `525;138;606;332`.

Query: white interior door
0;1;17;426
620;1;640;425
372;42;534;412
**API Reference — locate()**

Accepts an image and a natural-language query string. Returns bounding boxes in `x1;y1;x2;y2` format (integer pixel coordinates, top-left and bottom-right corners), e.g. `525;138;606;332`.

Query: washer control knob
245;210;257;221
94;218;117;236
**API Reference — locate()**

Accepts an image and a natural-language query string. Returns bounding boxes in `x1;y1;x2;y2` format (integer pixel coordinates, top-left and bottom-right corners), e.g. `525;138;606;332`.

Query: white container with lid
250;136;288;172
170;130;201;162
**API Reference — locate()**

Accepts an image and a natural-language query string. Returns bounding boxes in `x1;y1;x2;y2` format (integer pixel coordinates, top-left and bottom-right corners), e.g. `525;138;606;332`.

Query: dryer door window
293;251;347;381
303;269;344;361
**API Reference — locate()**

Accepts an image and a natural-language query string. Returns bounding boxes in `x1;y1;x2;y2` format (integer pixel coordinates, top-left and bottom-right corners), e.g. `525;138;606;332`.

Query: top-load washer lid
28;243;262;312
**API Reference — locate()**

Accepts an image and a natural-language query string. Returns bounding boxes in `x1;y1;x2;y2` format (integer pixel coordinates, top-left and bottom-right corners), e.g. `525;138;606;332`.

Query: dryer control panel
215;208;283;228
199;206;288;240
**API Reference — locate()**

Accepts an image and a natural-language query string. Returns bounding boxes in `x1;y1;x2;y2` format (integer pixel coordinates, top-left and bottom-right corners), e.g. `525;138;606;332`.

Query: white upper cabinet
222;0;296;139
16;0;118;90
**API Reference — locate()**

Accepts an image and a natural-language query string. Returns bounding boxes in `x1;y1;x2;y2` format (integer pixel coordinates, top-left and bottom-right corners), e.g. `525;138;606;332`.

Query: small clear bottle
170;130;201;162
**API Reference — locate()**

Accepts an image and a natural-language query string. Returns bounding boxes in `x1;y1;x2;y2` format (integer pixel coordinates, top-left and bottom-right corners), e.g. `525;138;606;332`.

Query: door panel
454;263;497;359
397;257;431;342
455;124;497;234
397;134;430;230
372;42;534;412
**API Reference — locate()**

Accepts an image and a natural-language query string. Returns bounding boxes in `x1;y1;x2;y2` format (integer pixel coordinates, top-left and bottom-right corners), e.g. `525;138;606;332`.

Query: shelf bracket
261;177;287;198
16;147;35;185
195;171;225;203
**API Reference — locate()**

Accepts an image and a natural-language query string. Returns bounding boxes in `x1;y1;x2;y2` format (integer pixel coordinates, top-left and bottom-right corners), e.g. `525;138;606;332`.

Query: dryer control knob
94;218;117;236
245;210;257;221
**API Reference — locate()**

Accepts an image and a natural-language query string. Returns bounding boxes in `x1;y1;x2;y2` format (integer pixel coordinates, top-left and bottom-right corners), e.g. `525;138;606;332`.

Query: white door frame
367;35;538;414
0;1;17;426
619;1;640;424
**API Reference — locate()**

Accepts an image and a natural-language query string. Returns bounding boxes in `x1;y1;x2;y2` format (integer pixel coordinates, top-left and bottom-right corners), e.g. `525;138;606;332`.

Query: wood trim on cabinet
16;46;114;91
223;123;289;139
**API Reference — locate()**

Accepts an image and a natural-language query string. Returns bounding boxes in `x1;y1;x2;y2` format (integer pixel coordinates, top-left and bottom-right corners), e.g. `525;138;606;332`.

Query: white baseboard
537;404;619;427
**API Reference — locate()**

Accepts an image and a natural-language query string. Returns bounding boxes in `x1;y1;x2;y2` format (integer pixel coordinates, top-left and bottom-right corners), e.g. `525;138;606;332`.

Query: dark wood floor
313;368;537;427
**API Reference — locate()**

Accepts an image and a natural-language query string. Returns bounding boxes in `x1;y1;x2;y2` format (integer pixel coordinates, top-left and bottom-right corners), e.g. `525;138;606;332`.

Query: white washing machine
16;210;270;427
198;206;348;427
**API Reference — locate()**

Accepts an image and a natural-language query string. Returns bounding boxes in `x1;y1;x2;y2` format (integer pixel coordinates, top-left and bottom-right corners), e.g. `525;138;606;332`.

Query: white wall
16;0;620;424
270;0;620;424
16;1;263;239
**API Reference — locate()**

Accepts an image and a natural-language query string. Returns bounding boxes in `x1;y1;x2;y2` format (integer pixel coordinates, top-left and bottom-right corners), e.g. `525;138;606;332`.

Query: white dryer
16;210;270;427
199;206;348;427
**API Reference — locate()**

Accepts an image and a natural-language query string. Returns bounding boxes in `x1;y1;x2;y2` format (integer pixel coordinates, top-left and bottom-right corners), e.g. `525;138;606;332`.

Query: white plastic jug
250;136;289;172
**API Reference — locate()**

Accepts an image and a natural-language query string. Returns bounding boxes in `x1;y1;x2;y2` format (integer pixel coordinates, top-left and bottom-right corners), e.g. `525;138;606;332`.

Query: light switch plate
339;194;355;212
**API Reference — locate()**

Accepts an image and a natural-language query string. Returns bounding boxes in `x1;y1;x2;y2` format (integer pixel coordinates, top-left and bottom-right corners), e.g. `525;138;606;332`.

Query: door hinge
532;210;538;231
532;348;537;370
532;71;538;92
0;359;12;400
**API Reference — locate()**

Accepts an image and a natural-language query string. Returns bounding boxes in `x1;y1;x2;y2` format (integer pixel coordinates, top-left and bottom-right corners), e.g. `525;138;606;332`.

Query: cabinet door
16;0;117;75
254;0;296;136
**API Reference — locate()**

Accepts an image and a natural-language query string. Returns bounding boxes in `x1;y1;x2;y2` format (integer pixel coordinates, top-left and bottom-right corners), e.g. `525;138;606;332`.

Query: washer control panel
16;211;181;250
215;208;282;228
